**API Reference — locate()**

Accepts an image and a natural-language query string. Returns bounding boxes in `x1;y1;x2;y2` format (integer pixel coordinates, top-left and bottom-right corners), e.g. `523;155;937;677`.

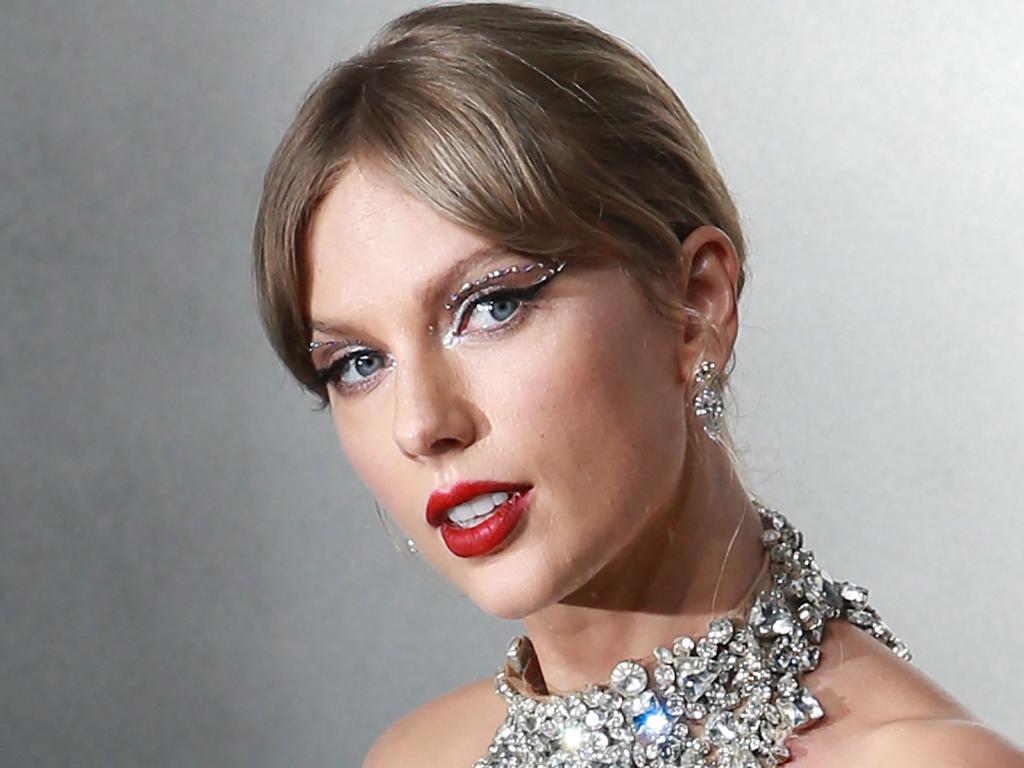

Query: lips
425;480;533;558
425;480;532;527
439;488;532;558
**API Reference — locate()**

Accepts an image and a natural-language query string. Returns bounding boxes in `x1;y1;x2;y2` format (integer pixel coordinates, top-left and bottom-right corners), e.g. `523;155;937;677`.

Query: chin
473;595;537;621
454;547;590;621
434;493;629;619
470;586;556;621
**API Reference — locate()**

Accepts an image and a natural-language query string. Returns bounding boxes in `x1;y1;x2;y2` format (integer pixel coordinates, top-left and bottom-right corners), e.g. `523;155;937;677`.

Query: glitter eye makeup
308;257;567;396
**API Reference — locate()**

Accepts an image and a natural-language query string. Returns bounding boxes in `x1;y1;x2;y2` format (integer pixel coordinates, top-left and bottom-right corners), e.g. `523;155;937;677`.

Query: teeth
447;491;511;527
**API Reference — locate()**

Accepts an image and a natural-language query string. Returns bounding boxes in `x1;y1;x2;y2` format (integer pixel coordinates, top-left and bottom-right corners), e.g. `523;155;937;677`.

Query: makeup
438;488;532;558
426;479;532;526
307;256;567;395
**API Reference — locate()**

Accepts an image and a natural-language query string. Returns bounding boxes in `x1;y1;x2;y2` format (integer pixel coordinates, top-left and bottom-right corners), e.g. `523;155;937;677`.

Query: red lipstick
426;480;532;558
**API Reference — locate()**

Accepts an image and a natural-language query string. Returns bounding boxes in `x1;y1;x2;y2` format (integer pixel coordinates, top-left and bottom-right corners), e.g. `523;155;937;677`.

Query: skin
304;158;1024;767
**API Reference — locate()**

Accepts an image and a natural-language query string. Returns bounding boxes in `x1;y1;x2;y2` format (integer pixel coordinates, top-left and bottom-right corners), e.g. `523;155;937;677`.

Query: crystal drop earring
692;358;725;443
372;499;418;556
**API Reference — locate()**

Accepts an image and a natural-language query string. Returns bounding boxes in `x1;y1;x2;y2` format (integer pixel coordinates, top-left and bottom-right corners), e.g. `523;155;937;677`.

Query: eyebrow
310;243;518;337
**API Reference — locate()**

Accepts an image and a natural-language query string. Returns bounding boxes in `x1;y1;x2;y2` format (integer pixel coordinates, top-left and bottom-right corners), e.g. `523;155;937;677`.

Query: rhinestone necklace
474;499;913;768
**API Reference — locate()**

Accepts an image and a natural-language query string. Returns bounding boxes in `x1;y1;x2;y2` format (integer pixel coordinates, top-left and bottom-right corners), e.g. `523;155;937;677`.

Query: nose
391;347;476;460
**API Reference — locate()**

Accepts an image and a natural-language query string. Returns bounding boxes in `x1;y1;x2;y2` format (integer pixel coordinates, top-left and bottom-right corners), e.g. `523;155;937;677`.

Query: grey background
2;1;1022;765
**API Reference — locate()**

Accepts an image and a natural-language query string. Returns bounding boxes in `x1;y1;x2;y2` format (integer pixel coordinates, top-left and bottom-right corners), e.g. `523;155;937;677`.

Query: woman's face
306;160;694;620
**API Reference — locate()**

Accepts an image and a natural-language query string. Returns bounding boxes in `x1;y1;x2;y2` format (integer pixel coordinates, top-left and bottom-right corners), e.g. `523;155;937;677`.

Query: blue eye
457;289;527;334
317;350;389;391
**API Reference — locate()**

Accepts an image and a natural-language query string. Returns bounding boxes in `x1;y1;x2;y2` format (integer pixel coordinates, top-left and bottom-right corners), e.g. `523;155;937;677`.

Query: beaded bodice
474;500;912;768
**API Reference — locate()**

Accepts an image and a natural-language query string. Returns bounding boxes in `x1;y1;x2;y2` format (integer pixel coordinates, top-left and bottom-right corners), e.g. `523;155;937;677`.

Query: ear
675;224;741;375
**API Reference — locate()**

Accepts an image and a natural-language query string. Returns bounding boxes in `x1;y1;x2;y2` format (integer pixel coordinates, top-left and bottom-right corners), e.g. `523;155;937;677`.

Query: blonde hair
252;1;750;457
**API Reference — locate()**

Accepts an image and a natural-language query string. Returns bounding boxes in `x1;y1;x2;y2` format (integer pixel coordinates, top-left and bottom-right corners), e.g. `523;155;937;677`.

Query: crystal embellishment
610;661;650;697
474;500;913;767
692;360;725;439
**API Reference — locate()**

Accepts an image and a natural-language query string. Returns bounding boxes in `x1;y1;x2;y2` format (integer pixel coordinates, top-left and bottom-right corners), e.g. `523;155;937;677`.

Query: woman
252;3;1023;766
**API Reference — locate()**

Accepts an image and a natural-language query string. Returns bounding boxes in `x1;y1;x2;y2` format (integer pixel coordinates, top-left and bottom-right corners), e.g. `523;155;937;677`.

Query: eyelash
315;280;550;396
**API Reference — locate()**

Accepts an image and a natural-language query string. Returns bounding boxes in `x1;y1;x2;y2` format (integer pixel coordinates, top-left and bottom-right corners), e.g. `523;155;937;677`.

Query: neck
519;436;766;695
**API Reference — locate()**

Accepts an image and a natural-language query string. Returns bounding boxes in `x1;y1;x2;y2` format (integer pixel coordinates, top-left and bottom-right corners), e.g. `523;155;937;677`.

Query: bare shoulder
804;619;974;730
799;620;1024;766
362;676;507;768
861;717;1024;767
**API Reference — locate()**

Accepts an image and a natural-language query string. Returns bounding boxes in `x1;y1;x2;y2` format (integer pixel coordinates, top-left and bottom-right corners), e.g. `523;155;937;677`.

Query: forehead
306;162;492;317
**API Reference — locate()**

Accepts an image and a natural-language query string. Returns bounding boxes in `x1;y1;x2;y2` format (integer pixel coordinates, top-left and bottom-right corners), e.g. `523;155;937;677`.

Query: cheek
487;299;687;515
333;410;406;519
